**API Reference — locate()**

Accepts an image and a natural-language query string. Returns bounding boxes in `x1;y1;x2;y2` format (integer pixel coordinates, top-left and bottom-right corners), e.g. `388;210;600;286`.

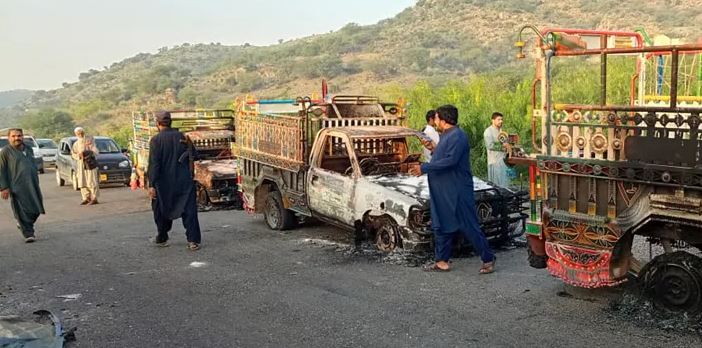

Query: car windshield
37;139;57;149
95;138;120;153
23;138;38;148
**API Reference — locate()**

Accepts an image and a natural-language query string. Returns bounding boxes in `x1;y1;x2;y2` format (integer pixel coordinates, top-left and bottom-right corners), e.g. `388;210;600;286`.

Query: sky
0;0;416;91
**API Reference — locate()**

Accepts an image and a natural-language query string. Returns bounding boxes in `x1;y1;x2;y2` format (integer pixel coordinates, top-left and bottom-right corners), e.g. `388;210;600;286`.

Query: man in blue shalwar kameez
411;105;496;273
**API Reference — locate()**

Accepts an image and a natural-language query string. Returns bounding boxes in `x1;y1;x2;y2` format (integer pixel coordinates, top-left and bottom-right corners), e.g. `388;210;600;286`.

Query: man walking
422;110;440;162
411;105;495;274
483;112;510;187
71;127;100;205
0;128;45;243
148;111;201;251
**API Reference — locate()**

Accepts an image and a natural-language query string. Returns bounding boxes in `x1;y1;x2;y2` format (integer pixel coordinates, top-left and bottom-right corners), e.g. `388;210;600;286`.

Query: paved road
1;170;700;347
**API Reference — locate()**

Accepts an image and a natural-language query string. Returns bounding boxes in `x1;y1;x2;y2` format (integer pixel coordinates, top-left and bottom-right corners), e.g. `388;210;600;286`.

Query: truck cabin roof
322;126;420;139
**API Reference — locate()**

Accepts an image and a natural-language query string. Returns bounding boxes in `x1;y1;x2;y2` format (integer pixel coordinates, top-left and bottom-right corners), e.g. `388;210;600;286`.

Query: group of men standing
0;114;202;250
413;106;510;273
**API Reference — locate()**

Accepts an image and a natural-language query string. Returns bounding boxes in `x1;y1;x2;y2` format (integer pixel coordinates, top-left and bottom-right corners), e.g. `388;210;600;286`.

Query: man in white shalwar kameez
71;127;100;205
483;112;510;187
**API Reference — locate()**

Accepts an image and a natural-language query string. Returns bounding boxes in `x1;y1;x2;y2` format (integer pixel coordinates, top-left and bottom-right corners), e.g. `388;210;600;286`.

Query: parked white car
36;138;58;166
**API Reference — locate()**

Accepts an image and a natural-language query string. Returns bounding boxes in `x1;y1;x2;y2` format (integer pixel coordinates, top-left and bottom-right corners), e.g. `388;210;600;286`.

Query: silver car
36;138;58;167
0;135;44;174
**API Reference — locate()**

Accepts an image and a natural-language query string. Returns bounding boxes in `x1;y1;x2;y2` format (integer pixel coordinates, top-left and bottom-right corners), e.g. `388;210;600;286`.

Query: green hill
5;0;701;135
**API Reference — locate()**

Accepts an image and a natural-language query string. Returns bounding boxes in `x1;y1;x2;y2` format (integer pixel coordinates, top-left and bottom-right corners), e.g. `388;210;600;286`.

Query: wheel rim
265;198;280;228
649;264;701;312
375;224;397;252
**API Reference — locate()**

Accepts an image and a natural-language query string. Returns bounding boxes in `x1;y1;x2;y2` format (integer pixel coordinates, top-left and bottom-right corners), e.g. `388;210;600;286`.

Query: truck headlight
408;205;431;229
118;160;131;168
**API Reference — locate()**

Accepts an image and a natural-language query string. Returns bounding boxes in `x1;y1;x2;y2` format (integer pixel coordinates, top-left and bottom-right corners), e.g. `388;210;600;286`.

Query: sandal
423;263;450;272
188;242;201;251
479;259;496;275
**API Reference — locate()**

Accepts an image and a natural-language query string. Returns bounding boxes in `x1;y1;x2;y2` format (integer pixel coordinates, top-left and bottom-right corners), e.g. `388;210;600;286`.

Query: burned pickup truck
132;109;241;209
236;95;527;251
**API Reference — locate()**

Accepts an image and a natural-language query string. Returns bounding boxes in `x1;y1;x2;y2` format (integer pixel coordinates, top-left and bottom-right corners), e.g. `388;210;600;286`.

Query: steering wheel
359;157;380;175
344;157;381;176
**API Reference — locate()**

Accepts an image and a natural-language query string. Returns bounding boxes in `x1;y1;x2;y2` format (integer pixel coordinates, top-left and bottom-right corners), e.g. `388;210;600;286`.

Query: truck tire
639;251;702;314
264;190;296;231
527;245;548;269
374;216;400;252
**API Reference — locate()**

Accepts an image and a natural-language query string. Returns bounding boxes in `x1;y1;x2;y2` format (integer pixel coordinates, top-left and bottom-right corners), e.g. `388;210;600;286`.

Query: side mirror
121;148;128;154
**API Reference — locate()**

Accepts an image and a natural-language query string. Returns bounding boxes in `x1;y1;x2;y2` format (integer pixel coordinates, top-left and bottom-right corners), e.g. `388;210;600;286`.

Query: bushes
20;109;76;140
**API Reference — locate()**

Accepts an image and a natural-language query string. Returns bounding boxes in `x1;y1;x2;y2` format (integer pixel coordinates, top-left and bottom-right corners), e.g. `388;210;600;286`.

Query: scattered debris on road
189;261;208;268
55;294;81;302
608;290;702;335
0;310;76;347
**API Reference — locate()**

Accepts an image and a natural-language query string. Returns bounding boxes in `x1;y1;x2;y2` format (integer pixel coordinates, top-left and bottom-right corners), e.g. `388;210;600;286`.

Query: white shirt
423;125;440;162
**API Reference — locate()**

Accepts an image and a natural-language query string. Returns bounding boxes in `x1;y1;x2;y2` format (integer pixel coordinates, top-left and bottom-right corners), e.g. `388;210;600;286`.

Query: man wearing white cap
71;127;100;205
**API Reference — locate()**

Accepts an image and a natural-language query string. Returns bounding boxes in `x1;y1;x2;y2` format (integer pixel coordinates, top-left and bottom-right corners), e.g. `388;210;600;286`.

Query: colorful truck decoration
511;26;702;313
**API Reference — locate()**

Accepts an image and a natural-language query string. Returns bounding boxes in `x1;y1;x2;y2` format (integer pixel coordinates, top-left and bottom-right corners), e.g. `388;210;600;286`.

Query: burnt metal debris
511;26;702;312
0;310;75;347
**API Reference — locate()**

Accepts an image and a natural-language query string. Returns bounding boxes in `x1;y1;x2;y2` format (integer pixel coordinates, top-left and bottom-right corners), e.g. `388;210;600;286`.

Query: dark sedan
55;136;131;190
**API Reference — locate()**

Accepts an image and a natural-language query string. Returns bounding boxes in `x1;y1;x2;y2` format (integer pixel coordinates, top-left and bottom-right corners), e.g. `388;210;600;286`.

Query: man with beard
71;127;100;205
410;105;495;274
148;111;202;251
0;128;45;243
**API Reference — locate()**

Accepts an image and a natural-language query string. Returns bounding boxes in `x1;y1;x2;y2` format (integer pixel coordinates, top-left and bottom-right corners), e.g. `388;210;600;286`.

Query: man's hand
409;166;423;177
148;187;157;200
421;139;435;152
1;189;9;200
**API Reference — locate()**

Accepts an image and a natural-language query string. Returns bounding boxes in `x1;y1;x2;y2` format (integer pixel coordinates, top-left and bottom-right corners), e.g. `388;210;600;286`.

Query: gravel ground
1;170;700;347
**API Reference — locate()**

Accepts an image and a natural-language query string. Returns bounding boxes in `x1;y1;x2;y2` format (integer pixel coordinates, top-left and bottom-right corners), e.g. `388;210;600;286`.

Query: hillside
3;0;701;133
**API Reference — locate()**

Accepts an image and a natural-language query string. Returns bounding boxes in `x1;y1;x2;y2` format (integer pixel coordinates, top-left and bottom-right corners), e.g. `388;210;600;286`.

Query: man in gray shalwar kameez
483;112;510;187
0;128;45;243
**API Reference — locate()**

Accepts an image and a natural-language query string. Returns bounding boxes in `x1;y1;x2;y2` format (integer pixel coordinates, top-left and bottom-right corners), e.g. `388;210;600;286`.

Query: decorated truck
511;26;702;312
132;109;242;209
236;95;527;251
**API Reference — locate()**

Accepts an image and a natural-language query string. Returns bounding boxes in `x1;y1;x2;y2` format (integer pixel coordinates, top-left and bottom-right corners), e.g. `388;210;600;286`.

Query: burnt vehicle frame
132;109;241;209
237;94;527;251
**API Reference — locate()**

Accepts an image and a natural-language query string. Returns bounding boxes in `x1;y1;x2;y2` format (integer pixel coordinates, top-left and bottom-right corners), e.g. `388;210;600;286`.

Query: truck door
307;134;357;225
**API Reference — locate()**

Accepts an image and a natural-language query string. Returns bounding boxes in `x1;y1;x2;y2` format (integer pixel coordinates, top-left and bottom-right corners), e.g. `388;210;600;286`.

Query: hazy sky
0;0;416;91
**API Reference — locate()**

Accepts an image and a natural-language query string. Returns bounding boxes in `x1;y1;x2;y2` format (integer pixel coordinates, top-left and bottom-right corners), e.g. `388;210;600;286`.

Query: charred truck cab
237;95;527;252
132;109;241;209
512;26;702;312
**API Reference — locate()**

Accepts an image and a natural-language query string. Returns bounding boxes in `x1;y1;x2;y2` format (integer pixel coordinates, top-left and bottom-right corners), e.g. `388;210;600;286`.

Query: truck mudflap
542;209;627;288
545;242;626;288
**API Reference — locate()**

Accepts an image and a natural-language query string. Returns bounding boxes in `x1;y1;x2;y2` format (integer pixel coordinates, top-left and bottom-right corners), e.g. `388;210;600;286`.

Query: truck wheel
639;251;702;314
527;245;548;269
375;217;400;252
56;169;65;187
71;171;79;191
264;190;296;230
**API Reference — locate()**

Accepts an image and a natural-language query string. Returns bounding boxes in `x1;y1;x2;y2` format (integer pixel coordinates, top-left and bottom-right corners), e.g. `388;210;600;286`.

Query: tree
20;109;76;140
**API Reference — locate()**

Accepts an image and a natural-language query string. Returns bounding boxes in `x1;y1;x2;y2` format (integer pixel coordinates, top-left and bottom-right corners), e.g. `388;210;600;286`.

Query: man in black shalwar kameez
147;111;202;251
0;128;45;243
